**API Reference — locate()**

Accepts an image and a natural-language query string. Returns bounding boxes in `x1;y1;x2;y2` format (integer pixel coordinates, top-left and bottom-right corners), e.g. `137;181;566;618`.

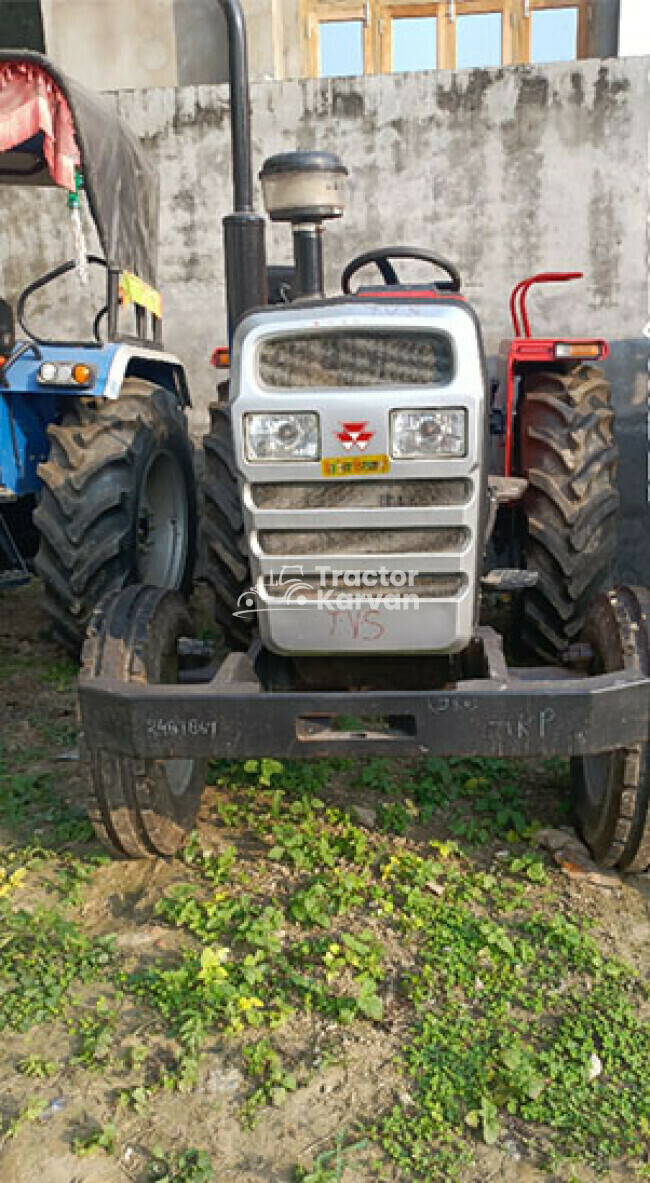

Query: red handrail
509;271;583;338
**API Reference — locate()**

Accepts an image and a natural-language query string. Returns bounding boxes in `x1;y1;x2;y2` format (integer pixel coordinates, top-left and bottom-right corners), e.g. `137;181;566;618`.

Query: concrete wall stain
516;72;550;112
434;70;495;120
589;175;622;307
594;64;631;110
332;89;365;121
569;71;586;107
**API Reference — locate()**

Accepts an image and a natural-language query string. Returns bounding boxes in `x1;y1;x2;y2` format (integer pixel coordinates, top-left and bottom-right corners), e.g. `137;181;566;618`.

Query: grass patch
0;741;94;846
0;704;646;1181
0;903;114;1031
114;765;648;1178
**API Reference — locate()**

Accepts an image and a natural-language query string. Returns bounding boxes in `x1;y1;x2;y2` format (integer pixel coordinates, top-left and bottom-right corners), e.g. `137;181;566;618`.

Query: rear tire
518;364;618;663
201;402;255;649
571;586;650;872
34;380;197;657
81;584;207;858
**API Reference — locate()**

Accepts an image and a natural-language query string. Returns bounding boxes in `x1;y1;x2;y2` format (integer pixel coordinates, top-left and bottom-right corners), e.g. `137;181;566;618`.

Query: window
531;6;578;64
392;16;437;73
304;1;589;79
456;12;502;69
320;20;364;77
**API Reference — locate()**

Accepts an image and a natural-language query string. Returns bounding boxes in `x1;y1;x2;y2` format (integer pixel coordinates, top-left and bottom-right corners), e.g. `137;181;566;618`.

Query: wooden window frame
303;1;374;77
303;0;588;78
379;2;446;73
523;1;587;64
453;2;509;67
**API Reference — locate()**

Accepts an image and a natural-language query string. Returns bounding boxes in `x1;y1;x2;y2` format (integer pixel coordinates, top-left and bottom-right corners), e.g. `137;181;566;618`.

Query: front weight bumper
78;629;650;763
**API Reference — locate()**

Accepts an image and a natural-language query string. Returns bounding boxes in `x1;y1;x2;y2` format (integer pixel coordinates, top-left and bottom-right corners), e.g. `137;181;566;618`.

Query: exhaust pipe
216;0;267;332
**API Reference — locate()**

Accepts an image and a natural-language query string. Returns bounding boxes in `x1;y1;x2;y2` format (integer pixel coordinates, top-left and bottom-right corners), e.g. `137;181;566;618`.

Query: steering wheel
17;255;108;346
342;246;462;295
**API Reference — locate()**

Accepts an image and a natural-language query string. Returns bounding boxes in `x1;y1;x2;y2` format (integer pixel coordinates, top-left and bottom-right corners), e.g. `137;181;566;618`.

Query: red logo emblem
336;421;374;452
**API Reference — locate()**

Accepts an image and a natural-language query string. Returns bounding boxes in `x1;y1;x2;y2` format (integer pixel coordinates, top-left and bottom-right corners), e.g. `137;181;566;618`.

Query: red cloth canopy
0;51;159;283
0;60;80;191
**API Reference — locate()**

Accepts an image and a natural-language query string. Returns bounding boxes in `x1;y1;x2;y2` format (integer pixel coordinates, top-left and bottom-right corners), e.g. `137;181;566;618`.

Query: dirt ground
0;581;648;1183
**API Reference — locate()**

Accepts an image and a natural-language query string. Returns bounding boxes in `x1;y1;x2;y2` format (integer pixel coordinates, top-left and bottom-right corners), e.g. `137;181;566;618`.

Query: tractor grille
258;329;454;389
249;477;475;597
258;527;469;557
262;573;467;599
251;479;471;510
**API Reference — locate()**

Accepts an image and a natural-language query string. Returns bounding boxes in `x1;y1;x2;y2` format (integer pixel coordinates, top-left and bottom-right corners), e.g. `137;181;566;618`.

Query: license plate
321;454;390;478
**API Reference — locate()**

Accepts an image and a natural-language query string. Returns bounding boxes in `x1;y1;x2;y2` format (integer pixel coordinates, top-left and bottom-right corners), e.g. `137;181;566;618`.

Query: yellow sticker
119;271;163;319
321;454;390;478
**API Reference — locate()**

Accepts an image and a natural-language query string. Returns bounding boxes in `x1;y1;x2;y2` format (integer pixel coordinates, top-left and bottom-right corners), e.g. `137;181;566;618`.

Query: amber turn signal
555;342;602;360
72;363;92;385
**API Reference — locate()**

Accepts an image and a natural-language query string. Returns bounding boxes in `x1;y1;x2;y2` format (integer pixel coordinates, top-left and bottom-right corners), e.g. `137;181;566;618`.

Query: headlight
390;408;467;459
244;412;320;462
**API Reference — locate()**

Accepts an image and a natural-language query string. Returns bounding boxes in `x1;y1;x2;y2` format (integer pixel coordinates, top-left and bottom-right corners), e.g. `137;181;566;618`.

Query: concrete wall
0;58;647;581
40;0;179;90
174;0;292;86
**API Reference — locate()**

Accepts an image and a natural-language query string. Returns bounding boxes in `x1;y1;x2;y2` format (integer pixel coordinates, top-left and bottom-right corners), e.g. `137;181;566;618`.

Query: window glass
456;12;502;68
320;20;364;77
530;6;578;63
392;16;437;73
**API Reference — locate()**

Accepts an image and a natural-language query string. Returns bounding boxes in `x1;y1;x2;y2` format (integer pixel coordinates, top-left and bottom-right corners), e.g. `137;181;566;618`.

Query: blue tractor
0;53;196;654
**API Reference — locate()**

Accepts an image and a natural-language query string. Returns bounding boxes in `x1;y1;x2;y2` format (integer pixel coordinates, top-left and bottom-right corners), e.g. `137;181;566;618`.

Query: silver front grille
258;329;454;389
258;527;470;556
262;573;467;599
251;478;471;511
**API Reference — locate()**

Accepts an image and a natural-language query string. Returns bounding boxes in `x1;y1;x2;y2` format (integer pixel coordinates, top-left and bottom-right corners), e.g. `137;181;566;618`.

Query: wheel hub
137;450;188;587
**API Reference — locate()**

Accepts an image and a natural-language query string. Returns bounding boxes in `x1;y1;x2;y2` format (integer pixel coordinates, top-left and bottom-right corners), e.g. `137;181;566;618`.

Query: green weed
0;904;113;1031
148;1146;214;1182
16;1055;59;1078
71;1121;117;1157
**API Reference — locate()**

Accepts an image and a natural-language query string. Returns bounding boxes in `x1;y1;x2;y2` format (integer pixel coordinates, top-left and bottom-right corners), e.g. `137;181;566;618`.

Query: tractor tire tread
571;587;650;871
33;381;196;657
82;584;206;858
519;364;619;663
201;403;254;650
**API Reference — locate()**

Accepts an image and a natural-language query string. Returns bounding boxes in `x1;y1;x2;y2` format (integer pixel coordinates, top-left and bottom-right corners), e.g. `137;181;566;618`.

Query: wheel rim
581;753;610;812
158;624;194;799
137;450;188;587
164;758;195;798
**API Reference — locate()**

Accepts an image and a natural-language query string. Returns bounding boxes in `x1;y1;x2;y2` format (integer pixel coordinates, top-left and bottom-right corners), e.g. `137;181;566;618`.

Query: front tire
81;584;207;858
571;586;650;872
201;401;255;649
518;364;619;663
34;380;197;657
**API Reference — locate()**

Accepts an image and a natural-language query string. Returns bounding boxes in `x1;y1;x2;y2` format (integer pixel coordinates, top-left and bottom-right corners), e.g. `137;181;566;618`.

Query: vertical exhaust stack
216;0;268;332
259;151;347;298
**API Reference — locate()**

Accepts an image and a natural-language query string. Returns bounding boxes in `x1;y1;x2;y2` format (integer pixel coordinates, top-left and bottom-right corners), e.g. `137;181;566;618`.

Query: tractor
77;0;649;872
0;53;196;654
